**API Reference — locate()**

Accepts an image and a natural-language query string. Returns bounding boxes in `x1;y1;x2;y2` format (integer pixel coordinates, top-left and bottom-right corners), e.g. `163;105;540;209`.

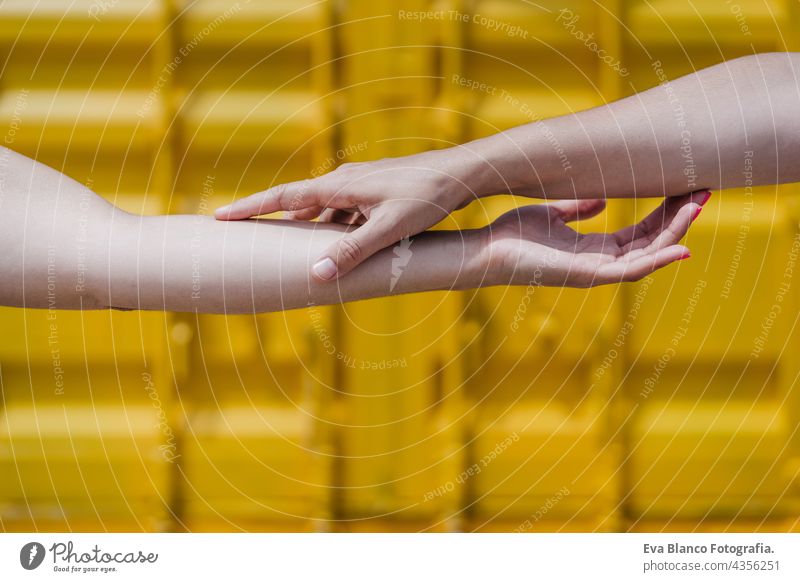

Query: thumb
312;219;397;281
549;198;607;223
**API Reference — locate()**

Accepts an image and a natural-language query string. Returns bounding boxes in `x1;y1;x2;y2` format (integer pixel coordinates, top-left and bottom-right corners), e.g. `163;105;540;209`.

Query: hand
479;191;710;288
214;149;473;281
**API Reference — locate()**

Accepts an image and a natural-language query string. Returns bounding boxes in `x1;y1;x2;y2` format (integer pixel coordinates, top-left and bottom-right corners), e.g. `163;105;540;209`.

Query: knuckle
337;236;364;265
270;183;288;206
324;173;353;197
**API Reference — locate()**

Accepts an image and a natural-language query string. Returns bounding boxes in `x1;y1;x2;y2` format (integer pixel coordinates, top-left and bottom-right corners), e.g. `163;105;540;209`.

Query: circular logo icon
20;542;46;570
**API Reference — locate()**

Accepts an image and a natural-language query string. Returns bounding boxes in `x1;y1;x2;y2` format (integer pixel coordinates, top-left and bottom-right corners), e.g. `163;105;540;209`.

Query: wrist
436;141;500;202
460;225;505;290
433;226;493;292
449;126;565;199
442;136;527;200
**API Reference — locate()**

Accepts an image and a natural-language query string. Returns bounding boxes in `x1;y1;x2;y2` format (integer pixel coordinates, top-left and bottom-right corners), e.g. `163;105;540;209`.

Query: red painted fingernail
691;206;702;222
700;191;712;206
679;251;692;261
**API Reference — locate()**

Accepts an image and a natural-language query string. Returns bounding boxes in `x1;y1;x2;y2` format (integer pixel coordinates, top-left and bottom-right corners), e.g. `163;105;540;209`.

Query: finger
615;190;710;249
549;198;607;223
594;244;691;285
215;180;319;220
312;215;398;281
613;195;686;248
284;205;323;221
622;190;710;255
620;197;700;260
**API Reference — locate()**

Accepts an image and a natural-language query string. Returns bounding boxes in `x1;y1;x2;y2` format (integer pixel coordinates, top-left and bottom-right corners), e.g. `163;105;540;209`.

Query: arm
459;52;800;199
0;147;483;314
0;147;702;314
218;52;800;280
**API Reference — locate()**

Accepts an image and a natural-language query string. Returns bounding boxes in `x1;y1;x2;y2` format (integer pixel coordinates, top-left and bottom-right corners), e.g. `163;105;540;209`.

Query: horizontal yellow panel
1;514;167;533
0;405;171;499
472;401;612;497
627;0;787;44
630;518;800;533
191;309;317;365
187;405;316;438
0;89;162;150
179;90;326;149
470;517;618;533
629;400;799;518
0;0;163;43
182;406;329;500
183;516;323;532
182;497;326;525
468;0;589;47
178;0;328;45
194;315;263;362
0;308;164;364
470;403;617;518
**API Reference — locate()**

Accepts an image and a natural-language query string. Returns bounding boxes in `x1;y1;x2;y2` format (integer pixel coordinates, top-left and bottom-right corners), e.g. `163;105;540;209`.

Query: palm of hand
482;192;706;288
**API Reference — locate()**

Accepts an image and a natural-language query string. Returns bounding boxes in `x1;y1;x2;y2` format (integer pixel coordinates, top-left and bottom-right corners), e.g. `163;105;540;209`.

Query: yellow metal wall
1;0;799;532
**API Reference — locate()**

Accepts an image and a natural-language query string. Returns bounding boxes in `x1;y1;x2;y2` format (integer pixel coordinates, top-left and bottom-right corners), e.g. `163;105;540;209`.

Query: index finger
214;180;320;220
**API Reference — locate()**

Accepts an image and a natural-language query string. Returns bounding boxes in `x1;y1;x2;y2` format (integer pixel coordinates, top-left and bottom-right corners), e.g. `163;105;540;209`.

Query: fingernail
313;257;337;280
692;206;702;222
700;191;712;206
215;204;231;217
679;251;692;261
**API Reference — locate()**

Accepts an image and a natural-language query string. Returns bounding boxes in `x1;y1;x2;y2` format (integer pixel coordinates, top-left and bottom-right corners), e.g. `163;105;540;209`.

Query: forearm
454;52;800;199
100;214;483;313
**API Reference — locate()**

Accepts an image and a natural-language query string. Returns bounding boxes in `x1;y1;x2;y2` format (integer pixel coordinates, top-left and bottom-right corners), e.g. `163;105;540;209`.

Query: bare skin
216;52;800;280
0;147;703;314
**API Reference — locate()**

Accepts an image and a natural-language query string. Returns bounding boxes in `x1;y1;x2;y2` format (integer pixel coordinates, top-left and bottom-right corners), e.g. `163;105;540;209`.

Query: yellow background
1;0;800;532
